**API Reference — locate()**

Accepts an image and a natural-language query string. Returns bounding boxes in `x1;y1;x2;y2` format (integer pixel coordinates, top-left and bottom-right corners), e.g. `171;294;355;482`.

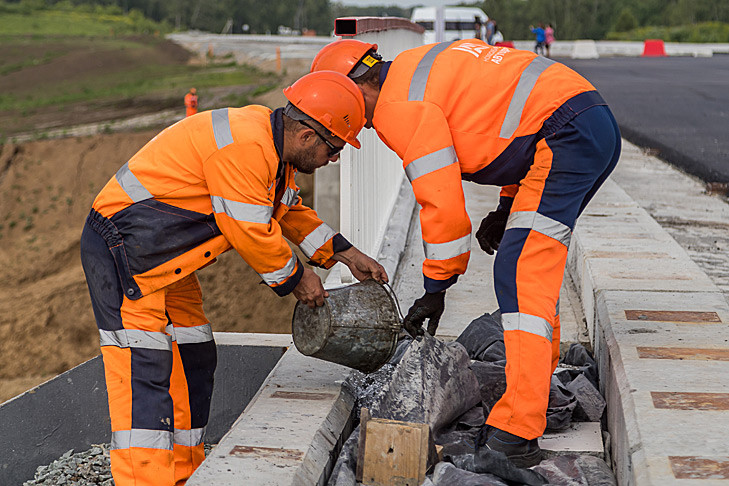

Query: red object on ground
642;39;667;57
495;41;514;48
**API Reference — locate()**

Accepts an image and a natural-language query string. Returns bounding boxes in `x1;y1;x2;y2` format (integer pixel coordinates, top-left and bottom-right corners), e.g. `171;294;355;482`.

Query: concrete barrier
572;39;600;59
567;145;729;484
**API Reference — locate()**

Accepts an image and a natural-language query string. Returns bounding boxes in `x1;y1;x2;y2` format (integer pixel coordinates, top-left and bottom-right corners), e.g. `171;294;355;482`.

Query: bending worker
80;71;387;486
311;39;620;467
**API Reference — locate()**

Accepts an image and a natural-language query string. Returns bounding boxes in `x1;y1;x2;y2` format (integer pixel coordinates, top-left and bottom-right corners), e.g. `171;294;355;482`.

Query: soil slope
0;37;312;403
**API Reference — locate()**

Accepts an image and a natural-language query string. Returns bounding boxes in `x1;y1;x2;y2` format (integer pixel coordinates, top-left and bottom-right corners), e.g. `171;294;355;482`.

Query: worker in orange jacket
184;88;198;117
311;39;620;467
80;71;387;486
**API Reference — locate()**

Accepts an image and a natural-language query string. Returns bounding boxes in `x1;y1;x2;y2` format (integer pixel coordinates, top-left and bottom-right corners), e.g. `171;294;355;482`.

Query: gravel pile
23;445;113;486
23;443;216;485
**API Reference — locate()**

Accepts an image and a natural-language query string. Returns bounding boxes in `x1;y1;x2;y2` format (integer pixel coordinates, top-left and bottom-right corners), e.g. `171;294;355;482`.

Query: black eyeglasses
300;121;344;158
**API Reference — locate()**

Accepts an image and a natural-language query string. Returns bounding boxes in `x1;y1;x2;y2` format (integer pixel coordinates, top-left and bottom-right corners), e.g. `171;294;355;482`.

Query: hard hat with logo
310;39;382;79
283;71;365;149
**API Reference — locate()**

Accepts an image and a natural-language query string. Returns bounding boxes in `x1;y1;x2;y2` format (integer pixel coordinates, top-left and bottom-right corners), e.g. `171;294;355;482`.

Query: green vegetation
0;1;169;36
479;0;729;41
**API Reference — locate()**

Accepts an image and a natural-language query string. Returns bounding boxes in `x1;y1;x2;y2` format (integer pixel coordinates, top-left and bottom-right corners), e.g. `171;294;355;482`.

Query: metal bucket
292;279;402;373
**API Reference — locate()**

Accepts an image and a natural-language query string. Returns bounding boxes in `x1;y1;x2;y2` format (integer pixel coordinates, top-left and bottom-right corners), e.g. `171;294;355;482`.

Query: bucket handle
381;281;404;324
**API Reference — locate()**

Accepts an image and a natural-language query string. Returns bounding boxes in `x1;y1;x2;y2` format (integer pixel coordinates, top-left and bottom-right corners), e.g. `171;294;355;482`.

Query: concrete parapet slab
571;171;729;485
188;347;355;486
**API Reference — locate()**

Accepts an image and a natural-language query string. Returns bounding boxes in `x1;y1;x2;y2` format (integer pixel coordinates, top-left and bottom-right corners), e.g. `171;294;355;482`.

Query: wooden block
358;412;435;486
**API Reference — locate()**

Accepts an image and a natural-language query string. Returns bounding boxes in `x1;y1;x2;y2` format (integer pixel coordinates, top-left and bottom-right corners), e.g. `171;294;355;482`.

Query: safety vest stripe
99;329;172;351
408;41;456;102
424;234;471;261
555;298;560;316
281;187;300;207
111;429;174;451
212;108;234;149
165;323;214;345
505;211;571;247
211;195;273;224
299;223;336;259
259;253;297;285
499;56;555;139
502;312;553;341
404;146;458;182
174;427;205;447
115;162;153;203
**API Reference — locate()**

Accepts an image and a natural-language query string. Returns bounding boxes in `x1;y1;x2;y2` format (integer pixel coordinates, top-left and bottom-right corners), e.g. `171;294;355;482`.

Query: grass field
0;5;279;137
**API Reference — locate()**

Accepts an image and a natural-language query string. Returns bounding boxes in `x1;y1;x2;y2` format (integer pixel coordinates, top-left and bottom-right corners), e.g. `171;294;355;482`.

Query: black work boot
477;425;542;468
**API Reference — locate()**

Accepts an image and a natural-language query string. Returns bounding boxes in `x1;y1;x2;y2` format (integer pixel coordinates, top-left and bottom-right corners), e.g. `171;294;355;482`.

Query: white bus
411;6;489;44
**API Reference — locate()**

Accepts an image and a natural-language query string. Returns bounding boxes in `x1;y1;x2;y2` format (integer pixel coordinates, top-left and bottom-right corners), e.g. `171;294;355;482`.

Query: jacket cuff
332;233;353;253
271;259;304;297
496;196;514;213
424;274;459;293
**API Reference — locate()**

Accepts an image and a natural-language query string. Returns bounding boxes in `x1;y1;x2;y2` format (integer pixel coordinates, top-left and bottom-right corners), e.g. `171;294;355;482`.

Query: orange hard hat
283;71;365;149
310;39;381;79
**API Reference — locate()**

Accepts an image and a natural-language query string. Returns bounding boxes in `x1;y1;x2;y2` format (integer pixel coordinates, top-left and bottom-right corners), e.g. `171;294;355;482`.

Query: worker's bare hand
293;268;329;309
333;247;389;283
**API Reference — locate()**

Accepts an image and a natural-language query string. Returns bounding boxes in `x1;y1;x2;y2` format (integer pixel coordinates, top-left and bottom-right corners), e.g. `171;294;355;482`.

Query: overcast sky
336;0;448;8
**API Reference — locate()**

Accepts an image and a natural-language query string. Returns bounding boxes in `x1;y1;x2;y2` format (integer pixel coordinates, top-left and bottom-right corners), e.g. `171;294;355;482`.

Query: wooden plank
360;417;433;486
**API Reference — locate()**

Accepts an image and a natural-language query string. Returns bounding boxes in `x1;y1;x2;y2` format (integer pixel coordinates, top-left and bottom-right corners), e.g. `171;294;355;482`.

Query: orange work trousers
486;103;620;439
81;220;217;486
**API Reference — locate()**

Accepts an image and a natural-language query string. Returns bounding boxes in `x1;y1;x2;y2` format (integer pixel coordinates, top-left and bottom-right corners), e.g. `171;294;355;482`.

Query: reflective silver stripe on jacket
99;329;172;351
499;56;555;139
212;108;234;149
259;253;297;285
555;299;560;316
299;223;336;259
165;323;214;345
174;427;205;447
506;211;571;247
404;146;457;182
115;162;153;203
502;312;553;341
281;187;300;207
409;41;455;101
111;429;174;451
423;234;471;261
211;195;273;224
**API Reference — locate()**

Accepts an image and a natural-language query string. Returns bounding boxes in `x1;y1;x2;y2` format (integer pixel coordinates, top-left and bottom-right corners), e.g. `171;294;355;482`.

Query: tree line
2;0;728;40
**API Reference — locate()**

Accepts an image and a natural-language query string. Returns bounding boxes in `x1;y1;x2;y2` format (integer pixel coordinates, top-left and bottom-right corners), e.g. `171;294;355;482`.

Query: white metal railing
324;24;424;284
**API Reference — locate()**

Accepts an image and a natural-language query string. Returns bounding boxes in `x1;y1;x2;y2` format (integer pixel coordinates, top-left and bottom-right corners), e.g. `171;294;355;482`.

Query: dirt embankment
0;130;312;403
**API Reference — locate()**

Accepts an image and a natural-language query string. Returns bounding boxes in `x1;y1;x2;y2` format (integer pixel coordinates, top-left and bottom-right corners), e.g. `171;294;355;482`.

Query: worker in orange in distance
79;71;387;486
311;39;620;467
184;87;198;117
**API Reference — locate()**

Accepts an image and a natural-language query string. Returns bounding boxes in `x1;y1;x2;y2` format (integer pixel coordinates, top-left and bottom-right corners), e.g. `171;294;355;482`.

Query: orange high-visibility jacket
91;105;347;299
372;40;595;292
185;92;198;117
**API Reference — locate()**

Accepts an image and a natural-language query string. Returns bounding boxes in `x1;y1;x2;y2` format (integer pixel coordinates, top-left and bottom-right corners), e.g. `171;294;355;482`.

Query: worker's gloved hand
403;291;446;337
476;209;509;255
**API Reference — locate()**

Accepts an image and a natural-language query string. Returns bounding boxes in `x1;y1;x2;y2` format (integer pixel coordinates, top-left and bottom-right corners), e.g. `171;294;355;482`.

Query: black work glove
475;209;509;255
403;291;445;337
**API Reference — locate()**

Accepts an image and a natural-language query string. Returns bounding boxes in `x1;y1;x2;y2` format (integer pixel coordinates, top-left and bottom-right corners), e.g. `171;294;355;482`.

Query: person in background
485;18;497;45
80;71;387;486
474;16;483;40
184;88;198;117
530;23;546;55
491;22;504;45
545;23;555;58
310;38;621;469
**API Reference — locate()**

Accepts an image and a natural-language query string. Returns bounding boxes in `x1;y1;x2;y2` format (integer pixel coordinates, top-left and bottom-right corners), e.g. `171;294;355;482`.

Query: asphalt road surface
563;55;729;183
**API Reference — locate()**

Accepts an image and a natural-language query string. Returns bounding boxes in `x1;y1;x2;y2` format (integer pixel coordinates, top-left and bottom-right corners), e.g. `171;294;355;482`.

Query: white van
411;6;489;44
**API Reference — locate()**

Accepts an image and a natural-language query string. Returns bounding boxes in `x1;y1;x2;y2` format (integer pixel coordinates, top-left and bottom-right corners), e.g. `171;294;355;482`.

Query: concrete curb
187;346;356;486
568;178;729;484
